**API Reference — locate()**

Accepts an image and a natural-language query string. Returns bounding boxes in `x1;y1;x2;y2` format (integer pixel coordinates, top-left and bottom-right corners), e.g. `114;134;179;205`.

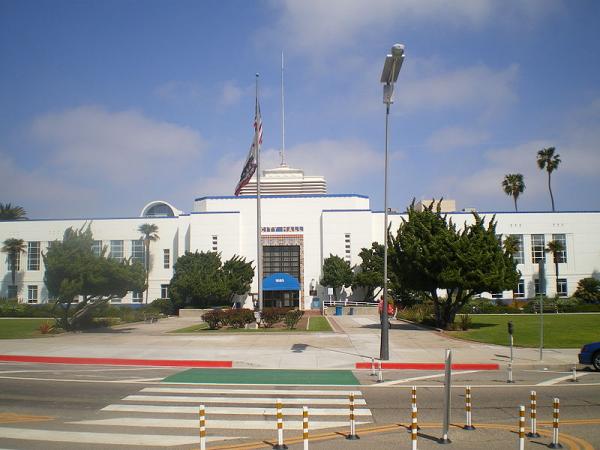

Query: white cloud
154;81;203;103
31;106;205;184
219;81;244;107
426;126;489;151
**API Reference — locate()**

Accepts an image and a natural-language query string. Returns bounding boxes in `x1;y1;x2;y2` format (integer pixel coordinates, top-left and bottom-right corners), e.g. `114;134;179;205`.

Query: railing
323;300;377;307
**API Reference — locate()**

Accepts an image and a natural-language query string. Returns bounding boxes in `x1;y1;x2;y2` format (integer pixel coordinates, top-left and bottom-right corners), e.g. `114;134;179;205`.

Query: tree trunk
513;195;518;212
548;172;555;212
145;241;150;304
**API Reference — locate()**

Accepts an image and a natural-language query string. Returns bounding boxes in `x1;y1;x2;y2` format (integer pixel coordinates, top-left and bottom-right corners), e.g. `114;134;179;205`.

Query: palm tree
502;174;525;212
1;238;26;296
0;203;27;220
536;147;561;212
138;223;159;304
546;239;565;296
503;235;520;258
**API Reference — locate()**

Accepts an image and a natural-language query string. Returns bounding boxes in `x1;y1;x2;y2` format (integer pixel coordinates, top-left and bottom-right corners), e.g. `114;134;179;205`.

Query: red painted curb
0;355;232;368
355;362;499;370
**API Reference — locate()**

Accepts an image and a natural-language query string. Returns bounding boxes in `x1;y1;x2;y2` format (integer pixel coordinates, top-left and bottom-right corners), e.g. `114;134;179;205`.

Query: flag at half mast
234;97;262;196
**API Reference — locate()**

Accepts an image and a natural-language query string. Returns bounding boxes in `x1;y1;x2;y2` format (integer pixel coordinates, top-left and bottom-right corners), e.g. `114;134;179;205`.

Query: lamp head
391;44;405;58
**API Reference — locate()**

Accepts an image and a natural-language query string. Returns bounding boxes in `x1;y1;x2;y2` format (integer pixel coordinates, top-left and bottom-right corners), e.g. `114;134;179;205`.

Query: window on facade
27;241;40;271
27;285;38;304
7;285;18;299
109;240;124;262
131;240;145;265
132;291;143;303
531;234;545;263
163;249;170;269
91;240;102;257
161;284;170;299
556;278;568;297
534;278;546;296
510;234;524;264
7;252;20;271
552;234;567;263
263;245;300;279
344;233;351;262
212;235;218;252
491;292;504;299
514;279;526;299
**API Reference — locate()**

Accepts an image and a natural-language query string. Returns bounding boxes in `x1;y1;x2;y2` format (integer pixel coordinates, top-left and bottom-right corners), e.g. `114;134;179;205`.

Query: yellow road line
0;412;54;424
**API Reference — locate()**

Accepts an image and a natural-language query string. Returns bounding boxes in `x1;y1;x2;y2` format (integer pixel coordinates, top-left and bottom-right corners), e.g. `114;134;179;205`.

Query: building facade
1;168;599;307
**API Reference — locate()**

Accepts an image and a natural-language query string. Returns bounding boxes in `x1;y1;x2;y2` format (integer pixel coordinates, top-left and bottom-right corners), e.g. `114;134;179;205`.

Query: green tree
138;223;159;304
0;203;27;220
1;238;26;295
536;147;561;212
502;173;525;212
546;239;565;295
169;251;252;309
43;226;145;330
502;235;520;258
320;254;353;301
573;277;600;304
352;243;384;302
389;202;519;329
222;255;254;302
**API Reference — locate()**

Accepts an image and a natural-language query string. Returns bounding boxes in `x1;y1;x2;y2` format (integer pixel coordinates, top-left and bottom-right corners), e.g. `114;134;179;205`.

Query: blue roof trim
195;193;369;201
322;209;372;213
0;216;180;223
263;272;301;291
190;211;240;215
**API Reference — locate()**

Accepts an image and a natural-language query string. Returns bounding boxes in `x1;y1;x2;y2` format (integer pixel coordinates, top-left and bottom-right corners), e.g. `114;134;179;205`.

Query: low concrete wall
178;308;211;319
324;306;377;316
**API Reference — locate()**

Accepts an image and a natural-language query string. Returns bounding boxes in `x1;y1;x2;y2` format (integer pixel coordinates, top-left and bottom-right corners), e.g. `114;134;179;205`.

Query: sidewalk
0;315;580;370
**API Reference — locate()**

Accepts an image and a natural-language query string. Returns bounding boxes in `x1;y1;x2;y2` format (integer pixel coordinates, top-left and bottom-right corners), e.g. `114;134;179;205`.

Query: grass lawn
172;316;333;333
0;318;58;339
449;313;600;348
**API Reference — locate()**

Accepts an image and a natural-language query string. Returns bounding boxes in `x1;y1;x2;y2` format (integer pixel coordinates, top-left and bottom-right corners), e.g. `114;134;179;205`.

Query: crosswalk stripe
123;395;367;405
70;418;369;430
142;387;363;396
102;404;372;416
0;427;238;446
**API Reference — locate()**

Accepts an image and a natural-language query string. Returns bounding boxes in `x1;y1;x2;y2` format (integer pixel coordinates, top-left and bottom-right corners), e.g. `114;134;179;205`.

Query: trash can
349;307;355;315
335;306;343;316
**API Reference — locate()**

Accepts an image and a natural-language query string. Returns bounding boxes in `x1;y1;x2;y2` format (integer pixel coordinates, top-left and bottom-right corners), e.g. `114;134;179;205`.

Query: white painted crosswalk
0;385;373;447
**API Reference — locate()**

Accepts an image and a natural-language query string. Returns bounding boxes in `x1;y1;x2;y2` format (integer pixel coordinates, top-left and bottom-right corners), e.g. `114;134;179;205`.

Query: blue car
578;342;600;371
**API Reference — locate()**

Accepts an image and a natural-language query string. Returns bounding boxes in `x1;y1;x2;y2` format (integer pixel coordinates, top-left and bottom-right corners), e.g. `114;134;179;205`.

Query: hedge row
202;307;305;330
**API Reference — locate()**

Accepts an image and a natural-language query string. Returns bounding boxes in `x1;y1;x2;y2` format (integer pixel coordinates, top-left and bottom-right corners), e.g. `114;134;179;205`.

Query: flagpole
280;52;286;167
256;73;263;312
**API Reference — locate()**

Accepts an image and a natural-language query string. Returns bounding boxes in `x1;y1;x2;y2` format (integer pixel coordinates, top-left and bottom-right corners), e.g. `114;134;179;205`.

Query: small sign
327;287;333;295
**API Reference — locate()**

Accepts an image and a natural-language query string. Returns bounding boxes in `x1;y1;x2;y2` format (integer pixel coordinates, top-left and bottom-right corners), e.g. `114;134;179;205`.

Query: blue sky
1;0;599;219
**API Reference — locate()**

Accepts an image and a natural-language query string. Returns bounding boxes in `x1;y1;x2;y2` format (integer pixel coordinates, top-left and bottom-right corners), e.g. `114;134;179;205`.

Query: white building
2;165;600;307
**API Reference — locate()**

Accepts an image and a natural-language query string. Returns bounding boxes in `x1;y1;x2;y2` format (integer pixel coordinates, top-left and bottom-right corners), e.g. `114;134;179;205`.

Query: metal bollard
408;386;420;432
549;398;562;449
303;406;309;450
527;390;540;438
273;399;287;450
346;393;360;440
370;357;376;376
411;406;418;450
199;405;207;450
464;386;475;430
570;366;578;383
507;363;515;383
519;405;525;450
377;362;384;383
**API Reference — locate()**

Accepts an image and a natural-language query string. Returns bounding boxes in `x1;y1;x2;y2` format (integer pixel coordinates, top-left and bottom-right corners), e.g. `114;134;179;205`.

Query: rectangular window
7;252;20;271
556;278;568;297
514;279;526;299
109;240;124;262
161;284;170;299
163;249;170;269
7;285;18;299
344;233;351;262
131;240;145;265
27;285;38;303
552;234;567;263
212;235;218;252
132;291;143;303
91;240;102;257
492;292;504;299
509;234;524;264
27;241;40;270
534;278;546;296
263;245;301;280
531;234;545;263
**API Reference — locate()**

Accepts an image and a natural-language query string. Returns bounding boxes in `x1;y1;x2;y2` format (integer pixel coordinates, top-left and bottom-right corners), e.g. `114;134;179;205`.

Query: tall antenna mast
280;52;287;167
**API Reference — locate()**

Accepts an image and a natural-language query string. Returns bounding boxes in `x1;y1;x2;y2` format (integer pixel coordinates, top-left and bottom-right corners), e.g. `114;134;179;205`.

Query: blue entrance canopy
263;272;301;291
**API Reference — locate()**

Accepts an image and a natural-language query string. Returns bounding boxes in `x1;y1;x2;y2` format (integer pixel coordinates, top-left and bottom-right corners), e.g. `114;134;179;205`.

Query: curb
355;362;499;370
0;355;232;368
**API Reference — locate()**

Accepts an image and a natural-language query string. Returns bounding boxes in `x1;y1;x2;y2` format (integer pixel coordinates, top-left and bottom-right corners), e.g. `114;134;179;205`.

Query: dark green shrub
151;298;177;315
284;309;304;329
457;313;472;330
202;309;225;329
261;308;289;328
224;309;255;328
574;278;600;304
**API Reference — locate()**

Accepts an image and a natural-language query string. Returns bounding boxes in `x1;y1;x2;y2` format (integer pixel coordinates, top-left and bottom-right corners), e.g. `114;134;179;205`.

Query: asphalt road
1;363;599;449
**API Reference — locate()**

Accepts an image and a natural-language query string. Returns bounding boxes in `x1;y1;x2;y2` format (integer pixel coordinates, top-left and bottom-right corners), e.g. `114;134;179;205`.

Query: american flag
234;98;262;196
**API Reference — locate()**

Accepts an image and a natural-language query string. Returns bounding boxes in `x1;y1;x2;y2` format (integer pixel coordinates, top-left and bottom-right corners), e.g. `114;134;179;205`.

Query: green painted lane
162;368;360;385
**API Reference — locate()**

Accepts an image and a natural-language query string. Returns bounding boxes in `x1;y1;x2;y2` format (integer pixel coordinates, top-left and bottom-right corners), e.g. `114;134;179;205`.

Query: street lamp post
380;43;405;361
